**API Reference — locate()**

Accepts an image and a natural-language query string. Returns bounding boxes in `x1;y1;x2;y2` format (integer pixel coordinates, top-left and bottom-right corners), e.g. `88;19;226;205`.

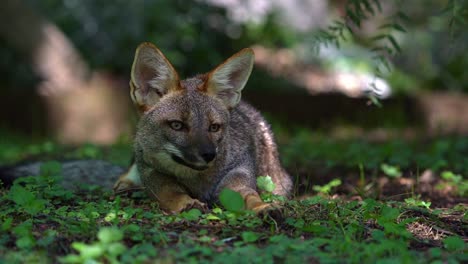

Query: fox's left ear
205;48;254;108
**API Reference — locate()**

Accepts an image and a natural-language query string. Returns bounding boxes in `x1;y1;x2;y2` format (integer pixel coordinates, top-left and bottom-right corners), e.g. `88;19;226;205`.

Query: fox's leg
115;163;205;213
142;172;206;213
217;169;273;213
113;163;143;193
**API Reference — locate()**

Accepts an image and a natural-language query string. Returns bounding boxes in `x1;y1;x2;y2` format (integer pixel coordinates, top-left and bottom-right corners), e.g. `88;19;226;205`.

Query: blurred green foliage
2;0;293;88
278;130;468;177
1;0;467;92
392;0;468;93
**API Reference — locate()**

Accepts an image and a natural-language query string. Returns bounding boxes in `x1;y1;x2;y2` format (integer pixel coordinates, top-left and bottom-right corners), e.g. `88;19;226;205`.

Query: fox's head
131;42;254;173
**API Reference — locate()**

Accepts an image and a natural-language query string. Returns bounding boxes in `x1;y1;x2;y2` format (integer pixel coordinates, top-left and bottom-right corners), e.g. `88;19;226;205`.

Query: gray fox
113;42;292;213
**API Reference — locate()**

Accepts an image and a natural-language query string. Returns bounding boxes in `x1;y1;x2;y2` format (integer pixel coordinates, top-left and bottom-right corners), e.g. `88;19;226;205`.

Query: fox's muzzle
171;154;208;171
169;142;217;171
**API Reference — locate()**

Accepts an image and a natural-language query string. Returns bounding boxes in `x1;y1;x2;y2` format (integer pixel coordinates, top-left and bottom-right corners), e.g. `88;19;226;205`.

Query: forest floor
0;130;466;263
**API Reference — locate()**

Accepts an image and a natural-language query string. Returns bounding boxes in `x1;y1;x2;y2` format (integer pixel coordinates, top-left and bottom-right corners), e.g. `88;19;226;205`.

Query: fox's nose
200;151;216;163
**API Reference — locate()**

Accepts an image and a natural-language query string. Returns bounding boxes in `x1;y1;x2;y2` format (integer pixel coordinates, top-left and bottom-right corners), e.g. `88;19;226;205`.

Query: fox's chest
175;170;219;202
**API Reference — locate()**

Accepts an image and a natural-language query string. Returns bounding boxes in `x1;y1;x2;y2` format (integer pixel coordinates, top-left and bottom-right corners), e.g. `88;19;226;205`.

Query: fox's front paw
253;203;283;220
182;199;209;213
113;178;142;194
113;164;142;194
244;194;283;220
251;202;274;213
166;196;208;214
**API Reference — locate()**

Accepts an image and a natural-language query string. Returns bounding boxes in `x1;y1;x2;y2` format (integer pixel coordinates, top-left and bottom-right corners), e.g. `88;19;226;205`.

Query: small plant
7;184;47;216
381;163;402;178
60;227;127;264
257;176;276;193
219;188;245;213
443;236;465;252
180;208;203;221
404;197;431;209
7;161;73;216
438;171;467;197
257;175;286;202
11;220;36;250
74;143;102;159
241;231;260;243
313;178;342;195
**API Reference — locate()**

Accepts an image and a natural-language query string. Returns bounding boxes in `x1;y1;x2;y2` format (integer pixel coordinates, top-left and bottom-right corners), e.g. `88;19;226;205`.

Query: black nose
200;151;216;163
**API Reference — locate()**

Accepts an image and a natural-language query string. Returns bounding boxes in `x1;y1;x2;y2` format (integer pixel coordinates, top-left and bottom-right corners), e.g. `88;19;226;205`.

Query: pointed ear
130;42;179;112
205;48;254;108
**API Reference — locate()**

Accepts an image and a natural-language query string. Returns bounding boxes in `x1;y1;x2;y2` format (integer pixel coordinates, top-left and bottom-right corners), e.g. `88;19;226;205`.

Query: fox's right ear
204;48;254;109
130;42;179;112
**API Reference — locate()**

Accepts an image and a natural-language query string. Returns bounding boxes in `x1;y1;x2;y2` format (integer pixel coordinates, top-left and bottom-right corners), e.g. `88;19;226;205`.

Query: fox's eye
209;123;221;132
169;121;184;131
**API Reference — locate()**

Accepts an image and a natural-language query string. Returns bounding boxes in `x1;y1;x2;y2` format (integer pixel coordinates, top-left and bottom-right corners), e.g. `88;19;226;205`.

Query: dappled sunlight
252;45;392;98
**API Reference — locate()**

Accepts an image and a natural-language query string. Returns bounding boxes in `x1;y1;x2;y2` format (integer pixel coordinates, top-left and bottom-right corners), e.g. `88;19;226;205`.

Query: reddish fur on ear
130;42;180;112
195;74;209;92
203;48;255;108
129;80;150;114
